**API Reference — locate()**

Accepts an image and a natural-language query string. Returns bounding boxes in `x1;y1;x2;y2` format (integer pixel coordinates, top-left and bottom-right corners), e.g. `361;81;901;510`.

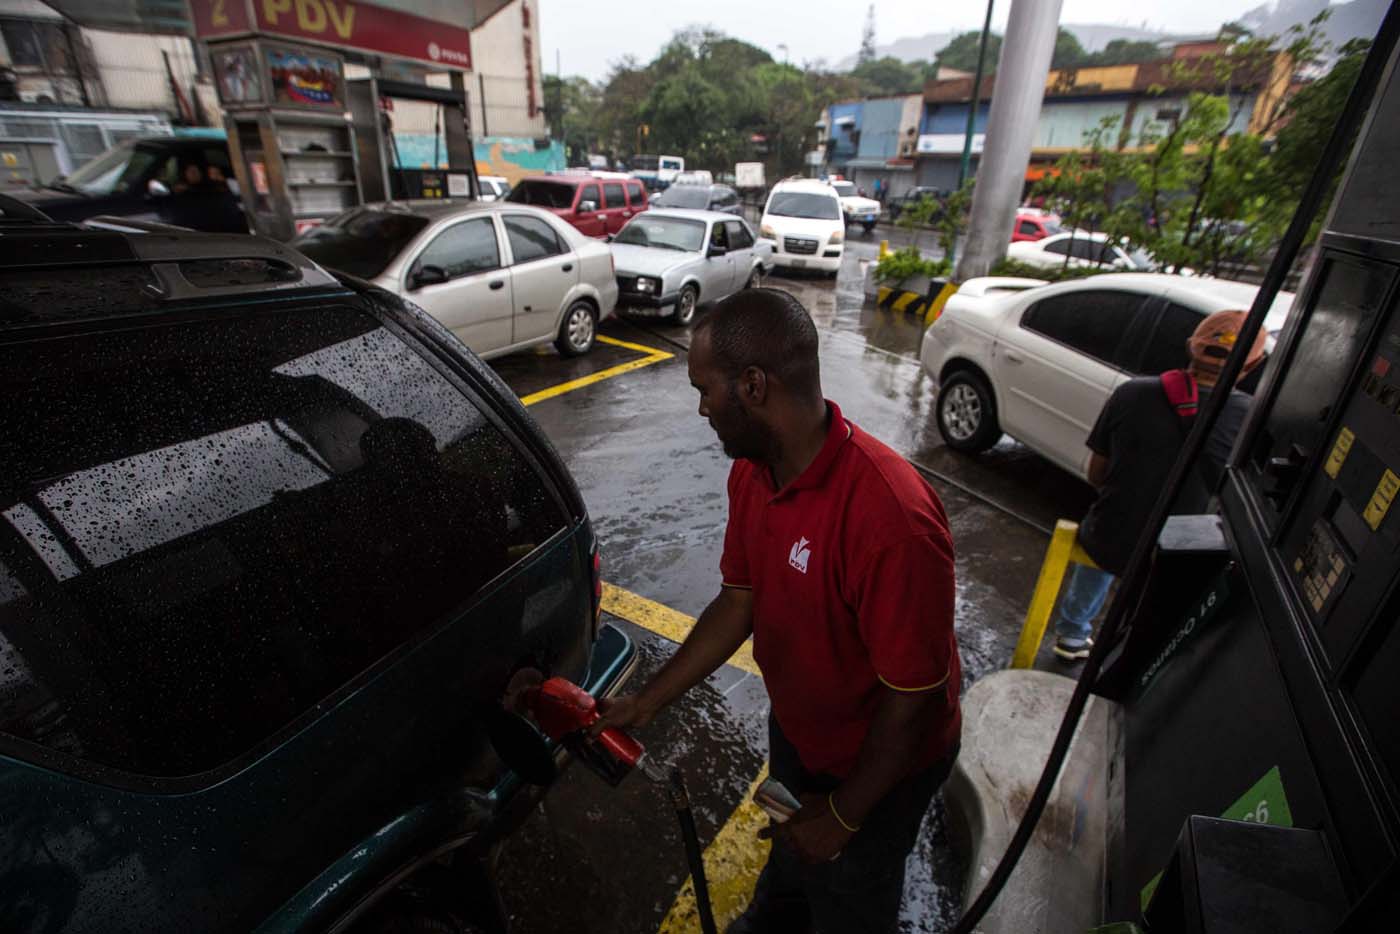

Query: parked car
919;272;1294;479
478;174;511;201
886;186;946;222
758;178;845;277
1011;209;1063;242
610;209;773;325
293;200;618;358
829;179;882;234
0;214;636;933
651;182;743;215
6;136;246;232
1006;230;1151;272
672;170;714;186
505;174;649;238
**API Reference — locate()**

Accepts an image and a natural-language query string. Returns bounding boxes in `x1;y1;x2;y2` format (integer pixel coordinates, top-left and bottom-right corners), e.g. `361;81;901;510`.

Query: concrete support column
955;0;1063;282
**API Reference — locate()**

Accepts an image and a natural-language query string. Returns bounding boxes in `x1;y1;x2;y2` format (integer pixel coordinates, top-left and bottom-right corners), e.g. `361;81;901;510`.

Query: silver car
609;209;774;325
292;200;618;358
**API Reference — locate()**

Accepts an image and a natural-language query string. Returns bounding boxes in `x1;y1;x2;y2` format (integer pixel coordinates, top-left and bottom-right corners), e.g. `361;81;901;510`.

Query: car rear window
292;208;430;278
505;180;577;209
0;306;567;779
626;181;645;204
656;186;708;209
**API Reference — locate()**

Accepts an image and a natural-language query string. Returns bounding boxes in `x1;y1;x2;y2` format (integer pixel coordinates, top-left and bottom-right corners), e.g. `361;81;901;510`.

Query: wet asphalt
486;228;1097;933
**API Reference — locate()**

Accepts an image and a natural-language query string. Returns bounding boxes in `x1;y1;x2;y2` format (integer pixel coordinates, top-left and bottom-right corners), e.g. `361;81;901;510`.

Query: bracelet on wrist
828;792;861;833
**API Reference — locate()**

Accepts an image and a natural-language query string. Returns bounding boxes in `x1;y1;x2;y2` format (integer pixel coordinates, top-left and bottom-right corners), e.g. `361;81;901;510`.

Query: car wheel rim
568;306;594;350
678;290;696;323
748;270;760;288
942;384;982;442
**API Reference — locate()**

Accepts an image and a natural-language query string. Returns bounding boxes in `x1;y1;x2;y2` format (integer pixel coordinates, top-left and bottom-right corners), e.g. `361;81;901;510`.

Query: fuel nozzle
519;676;656;786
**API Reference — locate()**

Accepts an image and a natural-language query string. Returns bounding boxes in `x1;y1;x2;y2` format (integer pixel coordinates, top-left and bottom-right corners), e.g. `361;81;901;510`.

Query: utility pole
955;0;1062;281
957;0;995;190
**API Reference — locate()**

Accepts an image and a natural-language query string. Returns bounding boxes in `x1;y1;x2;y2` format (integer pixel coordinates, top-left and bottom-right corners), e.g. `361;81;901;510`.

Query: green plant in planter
875;246;950;283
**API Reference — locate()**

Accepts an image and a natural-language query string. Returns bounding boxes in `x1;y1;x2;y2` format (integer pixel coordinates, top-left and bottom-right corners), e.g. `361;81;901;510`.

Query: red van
505;174;649;238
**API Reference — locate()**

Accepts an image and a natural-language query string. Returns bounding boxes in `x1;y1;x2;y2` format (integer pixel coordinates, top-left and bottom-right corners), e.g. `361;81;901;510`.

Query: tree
851;56;923;96
544;75;603;163
1086;39;1163;67
934;31;1003;74
1052;28;1088;69
858;4;877;66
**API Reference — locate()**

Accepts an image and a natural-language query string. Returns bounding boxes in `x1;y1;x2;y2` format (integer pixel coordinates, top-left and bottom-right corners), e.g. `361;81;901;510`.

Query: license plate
791;258;806;267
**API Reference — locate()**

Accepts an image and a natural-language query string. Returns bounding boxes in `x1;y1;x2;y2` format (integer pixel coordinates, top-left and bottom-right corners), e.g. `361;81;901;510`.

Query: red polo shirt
720;401;961;778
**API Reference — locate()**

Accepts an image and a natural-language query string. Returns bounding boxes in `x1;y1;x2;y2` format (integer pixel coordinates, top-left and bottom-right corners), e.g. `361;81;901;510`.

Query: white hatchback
1006;231;1150;272
293;200;618;360
918;273;1294;479
758;179;845;276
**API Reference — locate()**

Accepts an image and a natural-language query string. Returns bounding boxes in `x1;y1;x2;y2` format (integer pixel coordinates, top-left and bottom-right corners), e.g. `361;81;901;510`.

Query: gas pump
1098;20;1400;929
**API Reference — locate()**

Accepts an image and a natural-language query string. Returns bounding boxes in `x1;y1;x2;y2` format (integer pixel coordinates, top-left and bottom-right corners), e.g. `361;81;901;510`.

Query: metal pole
478;72;489;137
955;0;1063;282
957;0;995;190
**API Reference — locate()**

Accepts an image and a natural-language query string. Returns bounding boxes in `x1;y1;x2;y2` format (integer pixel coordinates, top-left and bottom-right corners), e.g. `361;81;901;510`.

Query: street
486;232;1095;932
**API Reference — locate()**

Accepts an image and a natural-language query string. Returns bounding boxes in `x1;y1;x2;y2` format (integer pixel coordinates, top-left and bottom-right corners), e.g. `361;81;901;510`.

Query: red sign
190;0;472;70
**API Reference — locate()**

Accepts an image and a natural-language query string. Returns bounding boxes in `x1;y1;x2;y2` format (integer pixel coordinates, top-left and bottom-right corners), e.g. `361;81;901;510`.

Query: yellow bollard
1011;519;1100;669
879;239;889;259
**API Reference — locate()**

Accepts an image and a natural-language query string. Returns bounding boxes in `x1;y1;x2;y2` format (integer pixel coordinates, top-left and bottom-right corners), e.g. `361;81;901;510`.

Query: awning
834;115;857;126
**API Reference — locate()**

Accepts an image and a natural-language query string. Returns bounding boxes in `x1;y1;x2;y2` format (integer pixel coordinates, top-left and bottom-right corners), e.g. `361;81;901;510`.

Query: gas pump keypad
1292;519;1351;617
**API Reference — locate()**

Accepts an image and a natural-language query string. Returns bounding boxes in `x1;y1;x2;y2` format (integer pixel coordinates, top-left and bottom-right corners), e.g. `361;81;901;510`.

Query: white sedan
919;273;1294;479
293;200;617;359
1006;231;1151;272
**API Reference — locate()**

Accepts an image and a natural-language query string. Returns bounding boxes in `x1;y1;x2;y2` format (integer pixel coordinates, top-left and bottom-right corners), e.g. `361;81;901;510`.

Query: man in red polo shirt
598;288;961;933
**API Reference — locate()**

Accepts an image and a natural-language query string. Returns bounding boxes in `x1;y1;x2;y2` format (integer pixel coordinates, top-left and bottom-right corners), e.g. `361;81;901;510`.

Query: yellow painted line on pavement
518;334;673;407
600;583;770;929
659;767;772;933
600;583;759;677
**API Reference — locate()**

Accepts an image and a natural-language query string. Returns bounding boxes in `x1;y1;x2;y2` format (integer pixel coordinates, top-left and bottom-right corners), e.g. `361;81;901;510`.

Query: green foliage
1090;39;1165;67
1030;16;1351;279
991;258;1110;282
851;56;923;96
934;31;1003;74
875;246;950;284
858;4;877;66
1052;28;1089;69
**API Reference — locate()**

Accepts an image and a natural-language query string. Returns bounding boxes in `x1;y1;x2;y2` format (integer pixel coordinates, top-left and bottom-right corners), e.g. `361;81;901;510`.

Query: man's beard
718;384;780;462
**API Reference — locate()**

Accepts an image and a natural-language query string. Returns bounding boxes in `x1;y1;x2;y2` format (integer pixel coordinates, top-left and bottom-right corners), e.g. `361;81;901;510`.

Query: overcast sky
539;0;1283;82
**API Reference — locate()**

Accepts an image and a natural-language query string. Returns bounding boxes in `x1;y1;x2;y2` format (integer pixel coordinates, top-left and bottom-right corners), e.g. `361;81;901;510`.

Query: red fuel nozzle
521;677;645;786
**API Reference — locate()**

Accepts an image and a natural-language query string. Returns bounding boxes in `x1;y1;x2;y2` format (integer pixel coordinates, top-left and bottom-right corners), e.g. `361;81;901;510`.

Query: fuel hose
946;7;1400;932
667;766;719;934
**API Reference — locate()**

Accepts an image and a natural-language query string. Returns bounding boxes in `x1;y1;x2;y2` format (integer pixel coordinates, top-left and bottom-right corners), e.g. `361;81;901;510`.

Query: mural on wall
391;134;565;184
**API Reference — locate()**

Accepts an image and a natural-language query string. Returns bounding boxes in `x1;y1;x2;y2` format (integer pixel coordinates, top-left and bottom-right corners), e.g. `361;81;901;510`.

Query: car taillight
590;547;603;639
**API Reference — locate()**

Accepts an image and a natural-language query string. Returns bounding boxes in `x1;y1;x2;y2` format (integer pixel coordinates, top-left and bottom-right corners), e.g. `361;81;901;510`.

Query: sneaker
1053;637;1094;661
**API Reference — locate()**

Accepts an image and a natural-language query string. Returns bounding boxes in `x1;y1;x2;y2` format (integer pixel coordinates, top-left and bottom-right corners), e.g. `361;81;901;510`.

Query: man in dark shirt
1054;310;1264;660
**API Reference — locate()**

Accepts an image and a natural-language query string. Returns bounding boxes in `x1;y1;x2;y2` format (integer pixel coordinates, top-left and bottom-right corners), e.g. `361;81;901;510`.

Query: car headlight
759;223;776;239
829;230;844;244
634;276;660;294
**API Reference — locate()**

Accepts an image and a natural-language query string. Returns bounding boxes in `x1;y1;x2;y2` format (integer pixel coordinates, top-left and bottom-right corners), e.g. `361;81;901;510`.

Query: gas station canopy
42;0;514;64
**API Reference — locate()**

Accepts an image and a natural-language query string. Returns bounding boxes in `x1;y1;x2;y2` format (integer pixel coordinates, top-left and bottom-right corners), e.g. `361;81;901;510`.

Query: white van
758;179;845;275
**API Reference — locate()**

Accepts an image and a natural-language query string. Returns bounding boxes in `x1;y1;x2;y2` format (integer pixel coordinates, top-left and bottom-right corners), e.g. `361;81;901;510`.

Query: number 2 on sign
212;0;229;27
1239;799;1270;823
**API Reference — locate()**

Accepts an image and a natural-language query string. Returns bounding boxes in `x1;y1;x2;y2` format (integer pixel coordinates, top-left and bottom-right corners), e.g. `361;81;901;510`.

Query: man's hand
758;793;855;864
591;693;658;735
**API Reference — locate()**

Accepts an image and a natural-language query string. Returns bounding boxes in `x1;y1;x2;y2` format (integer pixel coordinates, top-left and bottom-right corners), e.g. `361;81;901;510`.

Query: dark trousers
730;715;957;934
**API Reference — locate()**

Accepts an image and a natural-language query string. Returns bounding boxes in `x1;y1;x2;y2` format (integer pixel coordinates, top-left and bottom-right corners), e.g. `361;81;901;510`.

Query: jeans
1054;563;1115;643
728;715;957;934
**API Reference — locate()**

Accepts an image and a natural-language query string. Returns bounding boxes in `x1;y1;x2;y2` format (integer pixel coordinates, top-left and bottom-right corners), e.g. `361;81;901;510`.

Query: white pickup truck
830;179;882;233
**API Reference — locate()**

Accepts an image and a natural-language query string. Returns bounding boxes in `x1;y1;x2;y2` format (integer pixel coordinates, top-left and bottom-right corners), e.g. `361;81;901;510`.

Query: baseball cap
1188;310;1267;381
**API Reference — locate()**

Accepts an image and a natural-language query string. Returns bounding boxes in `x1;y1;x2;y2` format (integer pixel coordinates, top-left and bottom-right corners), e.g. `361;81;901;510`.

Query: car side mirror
579;200;597;213
708;244;727;258
146;179;170;197
605;233;615;242
411;264;449;289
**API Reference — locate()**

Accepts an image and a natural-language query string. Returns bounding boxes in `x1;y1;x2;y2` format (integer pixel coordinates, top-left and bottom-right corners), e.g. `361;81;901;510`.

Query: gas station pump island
188;0;497;240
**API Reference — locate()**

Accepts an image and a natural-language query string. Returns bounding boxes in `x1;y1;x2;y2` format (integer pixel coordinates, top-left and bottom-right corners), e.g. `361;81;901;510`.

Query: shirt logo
788;536;812;574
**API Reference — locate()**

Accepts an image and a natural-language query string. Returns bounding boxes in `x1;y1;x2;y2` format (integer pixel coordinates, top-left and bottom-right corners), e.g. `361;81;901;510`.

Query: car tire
673;285;699;325
936;370;1001;453
825;268;839;280
745;267;762;289
555;301;597;356
861;222;876;234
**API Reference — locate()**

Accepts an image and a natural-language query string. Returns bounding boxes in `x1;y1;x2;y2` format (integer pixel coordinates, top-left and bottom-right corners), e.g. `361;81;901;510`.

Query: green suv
0;206;635;933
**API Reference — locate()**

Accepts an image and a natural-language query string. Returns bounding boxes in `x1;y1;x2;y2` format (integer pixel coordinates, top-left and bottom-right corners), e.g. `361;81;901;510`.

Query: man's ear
738;365;768;406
